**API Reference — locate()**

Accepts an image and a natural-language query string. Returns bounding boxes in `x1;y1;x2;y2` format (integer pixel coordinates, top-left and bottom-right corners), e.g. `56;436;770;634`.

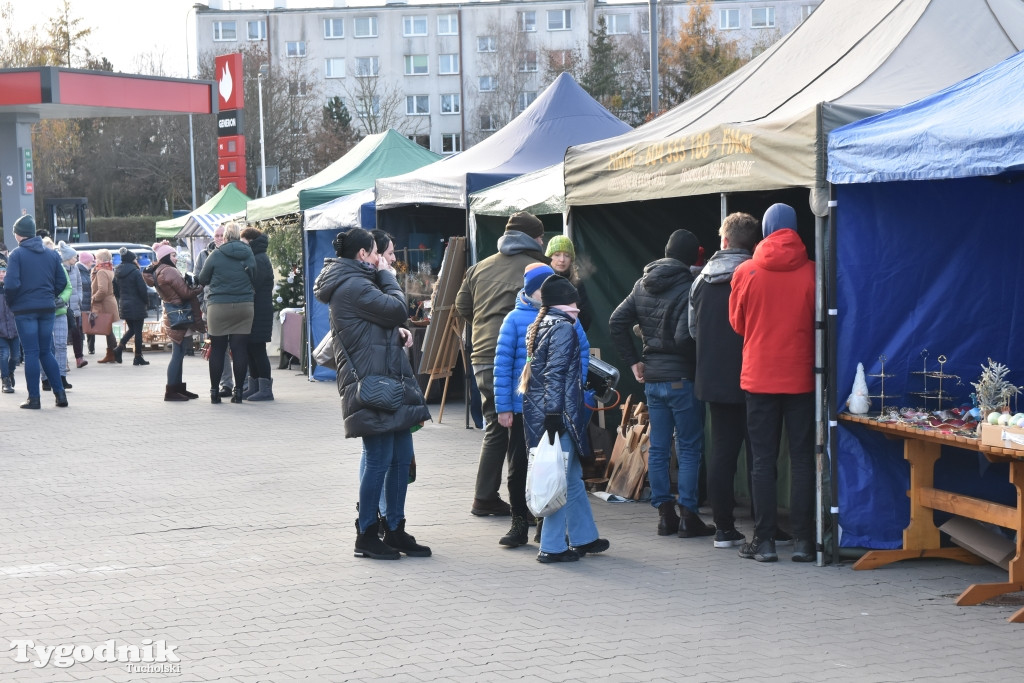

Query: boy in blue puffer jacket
492;263;589;548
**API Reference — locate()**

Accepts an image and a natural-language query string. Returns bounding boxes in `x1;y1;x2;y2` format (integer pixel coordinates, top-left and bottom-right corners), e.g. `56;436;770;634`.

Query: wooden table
840;414;1024;623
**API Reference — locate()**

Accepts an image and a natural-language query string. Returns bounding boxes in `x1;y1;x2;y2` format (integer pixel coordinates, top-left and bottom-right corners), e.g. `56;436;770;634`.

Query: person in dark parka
112;247;151;366
240;227;275;401
313;228;432;561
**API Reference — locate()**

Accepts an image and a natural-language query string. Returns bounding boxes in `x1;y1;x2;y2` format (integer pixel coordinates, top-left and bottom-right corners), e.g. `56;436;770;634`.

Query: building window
720;9;740;30
247;20;266;41
442;133;462;154
547;10;571;31
751;7;776;28
437;14;458;35
288;80;308;97
440;93;460;114
516;91;537;112
518;51;538;73
479;75;496;92
213;21;236;41
640;13;650;34
548;50;574;72
356;96;380;118
354;16;377;38
518;11;536;32
477;36;496;52
480;112;498;131
286;41;306;58
606;14;630;35
438;54;459;75
404;55;429;76
355;56;379;77
801;5;815;20
406;95;429;115
403;15;428;37
324;18;344;39
407;134;430;149
325;58;345;78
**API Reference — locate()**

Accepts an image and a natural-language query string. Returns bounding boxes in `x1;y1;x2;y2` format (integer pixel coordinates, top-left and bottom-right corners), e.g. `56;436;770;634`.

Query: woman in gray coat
313;228;431;561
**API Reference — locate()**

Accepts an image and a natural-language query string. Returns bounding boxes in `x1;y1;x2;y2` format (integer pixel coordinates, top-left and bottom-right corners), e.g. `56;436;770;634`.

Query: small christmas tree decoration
971;358;1021;416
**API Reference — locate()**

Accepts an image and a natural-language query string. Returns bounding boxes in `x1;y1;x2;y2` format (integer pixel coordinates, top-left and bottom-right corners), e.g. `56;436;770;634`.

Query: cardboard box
979;422;1024;451
939;516;1016;570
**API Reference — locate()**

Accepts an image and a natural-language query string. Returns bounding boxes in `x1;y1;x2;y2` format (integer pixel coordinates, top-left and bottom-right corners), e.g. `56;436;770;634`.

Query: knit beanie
540;274;578;308
57;241;77;261
762;203;797;238
505;211;544;239
545;235;575;259
13;214;36;238
523;263;554;296
119;246;137;263
153;241;176;262
664;229;700;266
78;251;95;267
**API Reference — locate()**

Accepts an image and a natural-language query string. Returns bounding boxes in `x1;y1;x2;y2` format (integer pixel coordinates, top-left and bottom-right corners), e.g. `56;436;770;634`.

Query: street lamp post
185;3;209;211
257;64;269;198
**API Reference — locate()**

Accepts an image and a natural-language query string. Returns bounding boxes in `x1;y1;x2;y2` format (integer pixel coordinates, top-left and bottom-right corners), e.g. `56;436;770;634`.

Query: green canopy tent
246;130;441;223
154;183;251;240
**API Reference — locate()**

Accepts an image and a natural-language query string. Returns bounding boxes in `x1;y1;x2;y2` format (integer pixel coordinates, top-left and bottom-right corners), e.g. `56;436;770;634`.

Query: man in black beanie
456;211;548;517
609;228;715;540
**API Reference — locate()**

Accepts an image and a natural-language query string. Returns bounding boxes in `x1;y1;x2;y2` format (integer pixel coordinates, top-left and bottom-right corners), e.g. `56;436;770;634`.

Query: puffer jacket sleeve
539;322;577;418
355;270;408;329
574;320;589;385
608;285;640;367
454;265;475;322
493;312;518;414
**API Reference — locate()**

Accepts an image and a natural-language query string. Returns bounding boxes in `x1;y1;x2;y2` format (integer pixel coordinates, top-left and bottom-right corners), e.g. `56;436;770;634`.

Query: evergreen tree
581;17;621;104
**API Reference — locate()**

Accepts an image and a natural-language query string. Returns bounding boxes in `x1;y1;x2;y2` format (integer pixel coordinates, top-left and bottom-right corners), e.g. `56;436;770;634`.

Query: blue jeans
0;336;19;378
167;340;185;385
358;448;388;519
13;312;63;398
538;433;600;553
645;380;704;512
359;429;414;533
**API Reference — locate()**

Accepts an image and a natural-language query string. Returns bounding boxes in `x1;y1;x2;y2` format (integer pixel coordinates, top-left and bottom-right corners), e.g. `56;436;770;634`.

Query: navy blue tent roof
828;49;1024;184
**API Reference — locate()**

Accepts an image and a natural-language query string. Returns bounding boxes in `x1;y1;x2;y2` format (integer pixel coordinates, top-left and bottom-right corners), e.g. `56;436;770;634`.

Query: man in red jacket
728;203;815;563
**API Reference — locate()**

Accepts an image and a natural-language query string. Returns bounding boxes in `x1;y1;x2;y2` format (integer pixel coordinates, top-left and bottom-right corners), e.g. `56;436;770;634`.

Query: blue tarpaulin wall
304;200;376;382
828;50;1024;547
833;178;1024;547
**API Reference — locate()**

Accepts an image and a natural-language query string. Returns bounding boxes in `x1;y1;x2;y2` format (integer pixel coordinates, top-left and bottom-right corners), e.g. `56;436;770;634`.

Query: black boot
355;520;400;560
210;388;222;404
164;385;189;401
20;396;41;410
658;501;680;536
383;519;431;557
41;378;51;391
1;376;12;394
678;505;716;538
230;387;244;403
133;355;150;366
499;515;529;548
113;345;124;363
177;383;199;399
53;390;68;408
61;376;72;390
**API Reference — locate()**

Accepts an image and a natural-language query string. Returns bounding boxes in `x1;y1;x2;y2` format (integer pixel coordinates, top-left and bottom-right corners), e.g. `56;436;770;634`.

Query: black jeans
209;334;249;392
707;402;750;530
247;342;272;380
473;367;509;502
507;413;528;518
118;318;145;356
746;392;815;542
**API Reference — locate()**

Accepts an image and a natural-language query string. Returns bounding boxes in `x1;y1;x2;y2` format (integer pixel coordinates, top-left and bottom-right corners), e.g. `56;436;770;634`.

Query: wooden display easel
421;310;467;424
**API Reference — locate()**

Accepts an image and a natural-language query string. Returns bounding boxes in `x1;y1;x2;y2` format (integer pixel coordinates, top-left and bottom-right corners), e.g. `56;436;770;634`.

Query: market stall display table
840;414;1024;622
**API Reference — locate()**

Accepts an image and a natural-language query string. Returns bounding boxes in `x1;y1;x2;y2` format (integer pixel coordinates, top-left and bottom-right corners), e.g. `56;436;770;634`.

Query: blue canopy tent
303;188;376;381
826;49;1024;549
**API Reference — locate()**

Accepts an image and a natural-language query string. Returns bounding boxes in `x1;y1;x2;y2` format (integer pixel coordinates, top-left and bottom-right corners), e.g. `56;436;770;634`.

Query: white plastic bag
526;432;569;517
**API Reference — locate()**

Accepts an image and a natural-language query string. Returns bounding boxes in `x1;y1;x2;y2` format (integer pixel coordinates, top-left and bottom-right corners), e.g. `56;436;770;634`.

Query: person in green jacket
197;221;256;404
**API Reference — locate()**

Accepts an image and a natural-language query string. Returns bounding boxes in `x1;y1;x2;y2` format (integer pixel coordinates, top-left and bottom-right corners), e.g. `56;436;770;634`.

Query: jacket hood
219;240;254;261
752;229;809;272
641;257;693;295
313;257;375;302
700;248;751;284
114;262;138;278
247;233;269;255
497;231;546;258
17;236;47;254
515;288;541;312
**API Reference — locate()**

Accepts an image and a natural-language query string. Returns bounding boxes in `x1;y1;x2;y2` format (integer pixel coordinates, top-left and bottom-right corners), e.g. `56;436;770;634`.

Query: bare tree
343;62;405;136
469;16;537;144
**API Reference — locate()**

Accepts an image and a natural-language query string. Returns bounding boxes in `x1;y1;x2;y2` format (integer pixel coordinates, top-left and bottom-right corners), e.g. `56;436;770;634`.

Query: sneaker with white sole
713;528;746;548
739;536;777;562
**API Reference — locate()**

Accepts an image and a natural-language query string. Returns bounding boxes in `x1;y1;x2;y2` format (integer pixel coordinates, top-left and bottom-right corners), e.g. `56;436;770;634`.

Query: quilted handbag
334;327;406;413
163;301;195;330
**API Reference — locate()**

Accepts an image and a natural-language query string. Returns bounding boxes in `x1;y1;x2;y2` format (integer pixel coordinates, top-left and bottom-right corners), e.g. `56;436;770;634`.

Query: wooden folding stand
421;311;467;424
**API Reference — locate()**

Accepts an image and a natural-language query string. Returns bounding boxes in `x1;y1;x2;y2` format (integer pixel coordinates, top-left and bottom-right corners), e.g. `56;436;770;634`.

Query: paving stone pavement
2;353;1023;682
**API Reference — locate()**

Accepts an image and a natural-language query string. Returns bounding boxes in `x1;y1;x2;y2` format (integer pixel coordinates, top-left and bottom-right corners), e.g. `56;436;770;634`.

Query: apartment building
195;0;820;156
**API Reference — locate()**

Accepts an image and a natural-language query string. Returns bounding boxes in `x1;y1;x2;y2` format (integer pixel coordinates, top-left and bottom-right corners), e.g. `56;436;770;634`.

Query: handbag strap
330;324;404;383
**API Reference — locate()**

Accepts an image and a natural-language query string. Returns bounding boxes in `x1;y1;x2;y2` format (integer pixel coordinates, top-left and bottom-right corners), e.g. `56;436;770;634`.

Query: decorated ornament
847;362;871;414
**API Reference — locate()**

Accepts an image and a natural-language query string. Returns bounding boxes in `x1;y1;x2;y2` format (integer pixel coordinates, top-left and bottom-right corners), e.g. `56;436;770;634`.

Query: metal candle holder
867;354;898;416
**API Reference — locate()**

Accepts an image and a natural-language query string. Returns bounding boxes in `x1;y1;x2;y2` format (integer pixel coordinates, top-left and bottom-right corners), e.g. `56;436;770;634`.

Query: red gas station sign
215;53;247;195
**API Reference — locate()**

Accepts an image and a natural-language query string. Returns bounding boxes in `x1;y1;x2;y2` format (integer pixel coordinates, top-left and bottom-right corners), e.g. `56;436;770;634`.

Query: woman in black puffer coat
240;227;275;401
112;248;152;366
313;228;431;561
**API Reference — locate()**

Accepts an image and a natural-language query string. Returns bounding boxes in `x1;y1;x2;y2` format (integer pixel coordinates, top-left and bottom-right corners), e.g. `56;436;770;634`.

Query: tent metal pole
814;212;825;567
302;216;314;381
827;187;840;567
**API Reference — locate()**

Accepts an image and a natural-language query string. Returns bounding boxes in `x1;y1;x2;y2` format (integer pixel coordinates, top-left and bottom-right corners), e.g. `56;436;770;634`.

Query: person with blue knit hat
491;263;590;547
729;202;815;563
